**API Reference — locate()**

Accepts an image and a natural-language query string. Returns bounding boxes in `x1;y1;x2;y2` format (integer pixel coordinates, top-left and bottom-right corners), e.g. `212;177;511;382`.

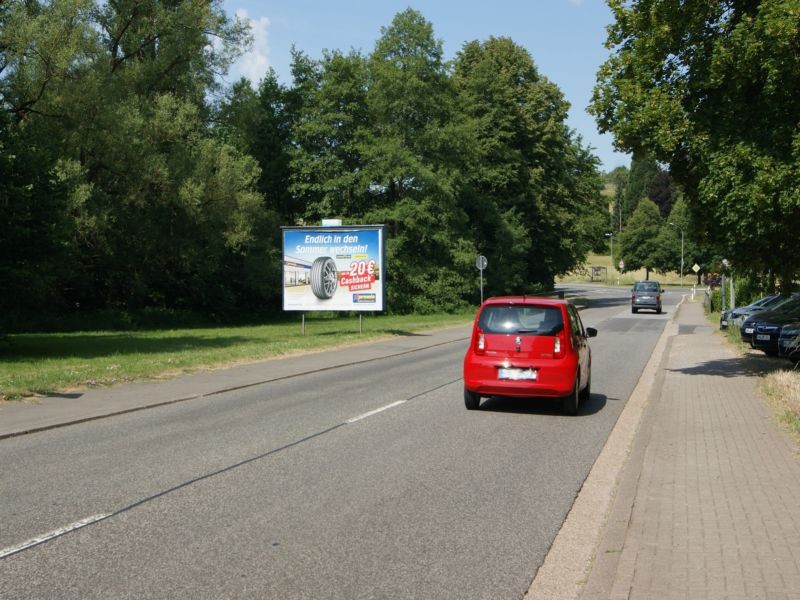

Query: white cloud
234;9;271;86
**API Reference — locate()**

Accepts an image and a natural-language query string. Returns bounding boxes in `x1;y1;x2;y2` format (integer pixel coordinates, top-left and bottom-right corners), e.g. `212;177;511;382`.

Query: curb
524;295;686;600
0;393;202;441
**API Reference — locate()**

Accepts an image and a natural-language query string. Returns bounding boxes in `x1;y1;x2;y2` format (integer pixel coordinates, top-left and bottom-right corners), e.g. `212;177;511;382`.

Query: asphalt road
0;285;684;599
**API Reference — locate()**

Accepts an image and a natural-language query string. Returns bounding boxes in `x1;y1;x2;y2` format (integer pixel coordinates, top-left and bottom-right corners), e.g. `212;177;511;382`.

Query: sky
220;0;630;172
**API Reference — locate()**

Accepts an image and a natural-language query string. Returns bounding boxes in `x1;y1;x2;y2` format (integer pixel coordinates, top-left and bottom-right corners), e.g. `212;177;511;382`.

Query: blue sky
221;0;630;172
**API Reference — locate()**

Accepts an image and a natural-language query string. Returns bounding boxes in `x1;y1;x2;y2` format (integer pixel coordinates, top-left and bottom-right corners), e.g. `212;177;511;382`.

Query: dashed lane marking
0;513;111;560
347;400;407;423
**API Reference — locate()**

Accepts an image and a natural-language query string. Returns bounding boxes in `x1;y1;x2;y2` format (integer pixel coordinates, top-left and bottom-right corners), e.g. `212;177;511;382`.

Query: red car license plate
498;368;537;381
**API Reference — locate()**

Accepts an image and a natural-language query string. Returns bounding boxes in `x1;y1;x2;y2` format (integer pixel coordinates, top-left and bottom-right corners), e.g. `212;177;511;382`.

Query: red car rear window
478;305;563;335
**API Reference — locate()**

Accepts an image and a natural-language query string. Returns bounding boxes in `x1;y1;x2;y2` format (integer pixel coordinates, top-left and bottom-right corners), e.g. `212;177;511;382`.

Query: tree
288;50;370;224
360;9;476;312
591;0;800;290
2;4;610;323
606;165;629;232
218;71;296;223
453;36;604;293
650;196;688;276
623;155;658;222
0;0;275;319
647;170;675;217
0;108;79;320
618;199;662;280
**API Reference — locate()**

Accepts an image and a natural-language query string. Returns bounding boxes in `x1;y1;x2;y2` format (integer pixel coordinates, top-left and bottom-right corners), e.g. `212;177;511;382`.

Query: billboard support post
302;313;305;336
359;313;363;334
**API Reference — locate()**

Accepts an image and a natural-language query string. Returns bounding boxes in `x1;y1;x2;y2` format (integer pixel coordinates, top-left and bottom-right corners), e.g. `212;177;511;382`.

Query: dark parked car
741;296;800;349
462;296;597;415
631;280;663;314
751;306;800;356
778;322;800;362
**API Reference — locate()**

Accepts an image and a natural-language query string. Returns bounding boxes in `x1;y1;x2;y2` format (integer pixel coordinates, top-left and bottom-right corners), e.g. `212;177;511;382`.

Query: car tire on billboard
310;256;338;299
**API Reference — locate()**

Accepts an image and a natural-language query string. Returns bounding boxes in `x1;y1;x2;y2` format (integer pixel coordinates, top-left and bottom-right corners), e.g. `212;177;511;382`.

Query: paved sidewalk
0;325;471;439
583;300;800;599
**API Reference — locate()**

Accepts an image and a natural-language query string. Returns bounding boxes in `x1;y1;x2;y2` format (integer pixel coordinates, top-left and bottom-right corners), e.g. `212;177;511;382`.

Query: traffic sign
476;255;488;270
692;263;701;273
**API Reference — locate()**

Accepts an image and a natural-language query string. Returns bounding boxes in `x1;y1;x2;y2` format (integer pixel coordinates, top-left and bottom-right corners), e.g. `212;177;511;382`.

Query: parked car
778;322;800;362
462;296;597;415
740;296;800;347
720;293;780;330
631;280;663;314
727;293;799;331
751;305;800;356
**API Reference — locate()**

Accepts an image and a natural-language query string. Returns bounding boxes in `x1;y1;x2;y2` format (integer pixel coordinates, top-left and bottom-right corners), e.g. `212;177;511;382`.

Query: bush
704;287;723;313
731;273;767;307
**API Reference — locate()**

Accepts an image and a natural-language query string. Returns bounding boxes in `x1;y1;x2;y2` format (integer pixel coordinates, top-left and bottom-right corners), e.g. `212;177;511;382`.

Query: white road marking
0;513;110;559
347;400;406;423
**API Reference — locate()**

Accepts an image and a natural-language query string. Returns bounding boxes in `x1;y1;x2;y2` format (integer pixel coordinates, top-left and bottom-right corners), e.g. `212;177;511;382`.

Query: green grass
779;409;800;435
0;312;474;401
557;253;696;287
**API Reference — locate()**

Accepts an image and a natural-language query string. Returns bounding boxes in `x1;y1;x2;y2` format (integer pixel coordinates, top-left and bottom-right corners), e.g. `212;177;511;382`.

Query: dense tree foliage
620;155;676;220
2;4;605;328
605;165;629;232
591;0;800;290
452;36;605;299
646;171;675;218
1;0;279;324
623;156;658;222
617;199;662;280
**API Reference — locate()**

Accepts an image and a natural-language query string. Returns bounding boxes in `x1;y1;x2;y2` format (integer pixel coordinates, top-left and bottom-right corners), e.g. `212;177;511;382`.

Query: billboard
282;225;385;311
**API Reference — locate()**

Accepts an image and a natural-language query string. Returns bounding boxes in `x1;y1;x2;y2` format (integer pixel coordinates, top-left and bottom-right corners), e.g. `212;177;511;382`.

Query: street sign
476;255;488;304
692;263;701;273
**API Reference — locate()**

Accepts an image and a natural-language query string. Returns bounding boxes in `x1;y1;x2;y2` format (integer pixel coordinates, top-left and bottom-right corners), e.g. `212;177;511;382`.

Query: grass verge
557;253;697;287
762;369;800;441
0;312;474;401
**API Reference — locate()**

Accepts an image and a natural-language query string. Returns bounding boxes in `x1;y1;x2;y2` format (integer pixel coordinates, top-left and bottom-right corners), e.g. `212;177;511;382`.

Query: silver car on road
631;280;663;314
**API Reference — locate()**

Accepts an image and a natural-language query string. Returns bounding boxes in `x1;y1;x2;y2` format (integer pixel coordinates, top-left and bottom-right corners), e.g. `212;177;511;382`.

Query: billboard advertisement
282;225;385;311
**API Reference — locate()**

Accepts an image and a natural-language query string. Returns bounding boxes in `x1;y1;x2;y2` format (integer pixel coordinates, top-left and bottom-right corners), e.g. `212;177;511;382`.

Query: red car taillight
554;331;566;358
474;329;486;355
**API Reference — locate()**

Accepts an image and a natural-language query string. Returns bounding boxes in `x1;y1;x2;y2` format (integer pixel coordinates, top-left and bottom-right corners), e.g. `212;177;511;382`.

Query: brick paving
585;301;800;599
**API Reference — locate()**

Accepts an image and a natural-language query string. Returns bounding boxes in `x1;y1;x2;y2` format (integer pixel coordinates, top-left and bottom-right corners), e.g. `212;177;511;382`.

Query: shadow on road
584;297;630;310
476;393;608;417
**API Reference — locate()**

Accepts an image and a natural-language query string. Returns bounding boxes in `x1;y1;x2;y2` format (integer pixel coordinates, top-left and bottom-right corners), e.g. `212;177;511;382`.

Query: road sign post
476;255;488;304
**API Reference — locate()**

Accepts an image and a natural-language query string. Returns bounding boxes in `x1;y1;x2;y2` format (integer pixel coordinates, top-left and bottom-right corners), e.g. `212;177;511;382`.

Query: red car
463;296;597;415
